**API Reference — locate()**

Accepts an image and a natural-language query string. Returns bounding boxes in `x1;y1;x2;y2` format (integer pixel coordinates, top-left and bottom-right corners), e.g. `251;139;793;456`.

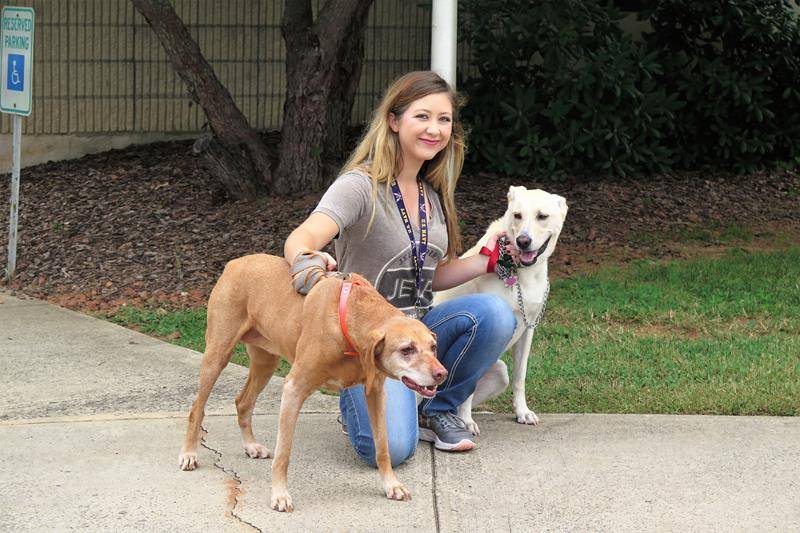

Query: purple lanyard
390;177;428;312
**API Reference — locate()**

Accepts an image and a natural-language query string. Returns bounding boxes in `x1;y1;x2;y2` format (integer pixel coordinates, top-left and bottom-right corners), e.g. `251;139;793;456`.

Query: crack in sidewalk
200;425;263;533
430;442;441;533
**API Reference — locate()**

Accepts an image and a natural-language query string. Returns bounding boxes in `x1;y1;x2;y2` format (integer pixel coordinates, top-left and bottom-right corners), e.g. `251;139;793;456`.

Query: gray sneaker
418;412;476;451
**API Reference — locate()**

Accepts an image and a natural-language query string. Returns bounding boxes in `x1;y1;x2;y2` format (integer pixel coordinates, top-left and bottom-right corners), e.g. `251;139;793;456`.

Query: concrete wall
0;132;197;172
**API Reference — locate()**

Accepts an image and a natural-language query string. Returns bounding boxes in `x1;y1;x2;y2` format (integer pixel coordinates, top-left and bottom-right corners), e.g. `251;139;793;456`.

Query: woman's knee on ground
354;430;417;468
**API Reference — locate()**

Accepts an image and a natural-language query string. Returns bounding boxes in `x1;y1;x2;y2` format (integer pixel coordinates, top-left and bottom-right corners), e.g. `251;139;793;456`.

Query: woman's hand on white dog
486;231;520;263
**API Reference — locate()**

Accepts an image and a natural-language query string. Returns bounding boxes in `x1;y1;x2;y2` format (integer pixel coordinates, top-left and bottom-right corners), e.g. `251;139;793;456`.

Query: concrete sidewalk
1;292;798;532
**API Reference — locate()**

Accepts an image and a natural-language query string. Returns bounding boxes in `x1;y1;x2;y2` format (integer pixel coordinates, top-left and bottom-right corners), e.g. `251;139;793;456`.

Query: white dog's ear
553;194;568;218
507;185;526;203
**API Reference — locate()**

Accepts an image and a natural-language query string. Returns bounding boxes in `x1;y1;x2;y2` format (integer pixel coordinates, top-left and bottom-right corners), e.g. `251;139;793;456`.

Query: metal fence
0;0;471;135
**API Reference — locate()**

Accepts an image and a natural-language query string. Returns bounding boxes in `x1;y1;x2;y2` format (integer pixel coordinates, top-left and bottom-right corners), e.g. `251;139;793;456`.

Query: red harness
338;280;365;357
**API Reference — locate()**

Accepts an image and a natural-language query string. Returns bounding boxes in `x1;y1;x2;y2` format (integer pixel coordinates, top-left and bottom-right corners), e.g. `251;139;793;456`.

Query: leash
515;280;549;330
339;279;366;357
493;235;550;330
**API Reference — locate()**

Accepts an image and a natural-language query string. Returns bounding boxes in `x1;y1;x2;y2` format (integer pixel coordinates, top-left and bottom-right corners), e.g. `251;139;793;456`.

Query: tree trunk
132;0;272;200
275;0;374;196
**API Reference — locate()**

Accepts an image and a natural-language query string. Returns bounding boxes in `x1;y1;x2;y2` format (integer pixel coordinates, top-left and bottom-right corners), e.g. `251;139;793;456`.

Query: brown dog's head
361;315;447;398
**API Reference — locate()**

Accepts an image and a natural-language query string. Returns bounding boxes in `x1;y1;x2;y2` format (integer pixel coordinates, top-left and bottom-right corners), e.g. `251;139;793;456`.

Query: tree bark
132;0;271;200
275;0;374;196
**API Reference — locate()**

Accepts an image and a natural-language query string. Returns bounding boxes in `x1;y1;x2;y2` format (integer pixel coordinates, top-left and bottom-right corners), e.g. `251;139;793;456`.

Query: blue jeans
339;293;516;467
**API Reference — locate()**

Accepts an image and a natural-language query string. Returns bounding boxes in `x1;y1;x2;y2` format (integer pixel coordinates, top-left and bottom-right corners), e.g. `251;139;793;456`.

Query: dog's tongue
520;250;537;263
401;376;437;398
401;377;416;389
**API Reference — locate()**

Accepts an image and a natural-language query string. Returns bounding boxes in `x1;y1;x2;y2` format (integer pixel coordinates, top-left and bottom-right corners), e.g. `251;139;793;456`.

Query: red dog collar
339;280;365;357
479;244;500;273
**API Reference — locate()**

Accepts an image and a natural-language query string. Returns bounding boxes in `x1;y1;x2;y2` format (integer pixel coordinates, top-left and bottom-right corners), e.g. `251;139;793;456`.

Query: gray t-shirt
314;169;448;317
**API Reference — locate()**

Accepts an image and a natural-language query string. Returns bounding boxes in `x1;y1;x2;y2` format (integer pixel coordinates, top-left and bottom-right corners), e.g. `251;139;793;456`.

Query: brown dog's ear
347;272;373;288
361;329;385;395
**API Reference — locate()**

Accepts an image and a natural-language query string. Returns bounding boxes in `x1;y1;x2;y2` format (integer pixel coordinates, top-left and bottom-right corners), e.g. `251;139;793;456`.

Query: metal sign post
1;6;35;281
8;115;21;280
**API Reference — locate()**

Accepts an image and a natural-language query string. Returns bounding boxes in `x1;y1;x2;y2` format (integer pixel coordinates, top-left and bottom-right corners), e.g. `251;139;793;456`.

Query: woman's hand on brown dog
289;250;338;294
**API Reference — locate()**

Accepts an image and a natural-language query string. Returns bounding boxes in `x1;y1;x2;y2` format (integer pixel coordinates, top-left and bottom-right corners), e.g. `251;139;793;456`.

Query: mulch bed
1;139;798;313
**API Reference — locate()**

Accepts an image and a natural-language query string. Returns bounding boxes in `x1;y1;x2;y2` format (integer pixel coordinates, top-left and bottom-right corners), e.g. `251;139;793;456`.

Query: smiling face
388;92;454;170
374;316;447;399
503;186;568;266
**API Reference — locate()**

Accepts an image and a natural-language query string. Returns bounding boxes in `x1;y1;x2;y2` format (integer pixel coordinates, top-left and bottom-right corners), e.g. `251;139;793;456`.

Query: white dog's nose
516;234;532;249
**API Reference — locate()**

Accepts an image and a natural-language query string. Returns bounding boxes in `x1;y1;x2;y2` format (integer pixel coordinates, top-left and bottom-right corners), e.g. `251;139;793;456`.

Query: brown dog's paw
243;443;273;459
270;491;294;512
178;452;198;471
385;483;412;501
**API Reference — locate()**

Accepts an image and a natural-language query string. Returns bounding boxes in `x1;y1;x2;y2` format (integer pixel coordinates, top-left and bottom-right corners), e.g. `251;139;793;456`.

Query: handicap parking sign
1;6;35;115
7;53;24;91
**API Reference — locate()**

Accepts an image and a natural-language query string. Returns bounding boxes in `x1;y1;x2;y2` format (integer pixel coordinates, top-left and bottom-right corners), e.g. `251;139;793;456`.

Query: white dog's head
502;186;568;266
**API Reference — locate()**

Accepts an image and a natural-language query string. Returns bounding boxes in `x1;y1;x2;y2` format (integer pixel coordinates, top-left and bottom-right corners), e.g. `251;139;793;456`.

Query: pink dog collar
339;280;365;357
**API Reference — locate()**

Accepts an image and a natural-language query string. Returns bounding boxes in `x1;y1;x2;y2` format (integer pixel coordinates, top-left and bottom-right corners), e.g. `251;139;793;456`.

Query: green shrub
459;0;800;177
460;0;683;176
640;0;800;171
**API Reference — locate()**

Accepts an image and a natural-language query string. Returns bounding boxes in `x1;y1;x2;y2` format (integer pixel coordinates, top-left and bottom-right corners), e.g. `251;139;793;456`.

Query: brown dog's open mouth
401;377;438;398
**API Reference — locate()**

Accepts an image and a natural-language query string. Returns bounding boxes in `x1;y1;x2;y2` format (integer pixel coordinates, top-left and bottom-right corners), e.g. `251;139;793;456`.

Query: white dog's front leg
511;329;539;425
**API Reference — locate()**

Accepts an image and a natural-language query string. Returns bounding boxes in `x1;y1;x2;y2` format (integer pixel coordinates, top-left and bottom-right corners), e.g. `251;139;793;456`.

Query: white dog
433;186;568;435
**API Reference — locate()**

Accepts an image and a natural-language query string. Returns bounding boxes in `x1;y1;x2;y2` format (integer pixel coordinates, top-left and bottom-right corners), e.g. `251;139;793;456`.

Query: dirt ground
1;139;798;313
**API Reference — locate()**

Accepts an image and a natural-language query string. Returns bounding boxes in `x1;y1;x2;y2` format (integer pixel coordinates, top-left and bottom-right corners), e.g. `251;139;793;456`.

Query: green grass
107;306;290;373
108;247;800;415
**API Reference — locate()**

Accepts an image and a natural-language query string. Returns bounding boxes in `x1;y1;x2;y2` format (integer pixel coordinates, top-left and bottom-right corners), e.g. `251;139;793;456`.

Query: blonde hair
341;70;465;260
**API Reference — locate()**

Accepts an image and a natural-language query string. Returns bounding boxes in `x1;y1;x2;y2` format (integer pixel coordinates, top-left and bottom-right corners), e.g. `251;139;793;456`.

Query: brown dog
178;254;447;512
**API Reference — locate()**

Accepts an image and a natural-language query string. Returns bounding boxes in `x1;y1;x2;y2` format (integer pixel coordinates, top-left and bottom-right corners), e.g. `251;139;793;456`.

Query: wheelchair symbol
7;54;25;91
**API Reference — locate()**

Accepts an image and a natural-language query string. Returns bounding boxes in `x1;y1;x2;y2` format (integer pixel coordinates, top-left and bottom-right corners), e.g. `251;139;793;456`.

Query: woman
284;71;515;466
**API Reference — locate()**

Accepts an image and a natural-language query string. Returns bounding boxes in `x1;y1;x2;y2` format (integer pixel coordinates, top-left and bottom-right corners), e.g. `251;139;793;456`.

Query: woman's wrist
479;243;500;273
478;246;493;273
